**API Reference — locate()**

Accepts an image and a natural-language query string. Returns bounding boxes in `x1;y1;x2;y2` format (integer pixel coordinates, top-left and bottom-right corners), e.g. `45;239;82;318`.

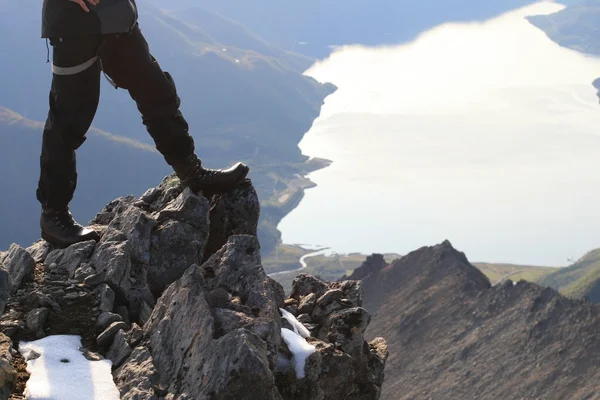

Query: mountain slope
360;241;600;399
527;0;600;56
156;0;537;57
0;106;169;248
0;2;335;253
537;248;600;303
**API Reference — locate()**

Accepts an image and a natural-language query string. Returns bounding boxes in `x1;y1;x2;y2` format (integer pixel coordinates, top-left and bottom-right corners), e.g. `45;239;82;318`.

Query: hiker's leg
37;35;102;247
99;25;249;192
37;36;102;210
98;25;194;165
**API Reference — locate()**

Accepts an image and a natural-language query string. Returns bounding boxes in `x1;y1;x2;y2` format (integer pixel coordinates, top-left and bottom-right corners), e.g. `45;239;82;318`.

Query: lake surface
279;2;600;266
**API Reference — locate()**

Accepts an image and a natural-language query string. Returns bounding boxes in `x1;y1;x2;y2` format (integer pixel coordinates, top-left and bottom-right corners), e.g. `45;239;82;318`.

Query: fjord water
279;2;600;266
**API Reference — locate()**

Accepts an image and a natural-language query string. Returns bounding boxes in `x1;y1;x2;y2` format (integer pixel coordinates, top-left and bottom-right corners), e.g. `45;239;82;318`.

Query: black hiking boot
41;208;100;248
172;154;249;194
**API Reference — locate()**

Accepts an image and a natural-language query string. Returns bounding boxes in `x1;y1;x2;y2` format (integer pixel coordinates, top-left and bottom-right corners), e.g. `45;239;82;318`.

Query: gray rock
337;280;364;308
4;244;35;294
290;273;329;302
36;293;62;314
107;205;157;265
73;263;95;282
83;272;106;287
324;307;371;355
106;330;132;369
114;347;158;400
101;227;128;243
0;333;16;399
126;323;144;347
26;240;52;263
91;196;136;226
45;241;96;278
0;264;10;315
145;235;282;399
297;313;313;324
312;289;347;324
97;321;128;347
138;301;153;326
91;242;132;297
298;292;317;315
140;187;160;204
204;182;260;259
96;284;115;313
80;348;104;361
147;219;207;295
26;308;50;338
95;312;122;330
116;305;130;325
156;187;209;230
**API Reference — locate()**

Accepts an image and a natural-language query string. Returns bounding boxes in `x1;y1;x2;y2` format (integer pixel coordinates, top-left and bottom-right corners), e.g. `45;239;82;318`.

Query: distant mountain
155;0;537;57
537;248;600;303
358;241;600;399
528;0;600;56
0;2;334;253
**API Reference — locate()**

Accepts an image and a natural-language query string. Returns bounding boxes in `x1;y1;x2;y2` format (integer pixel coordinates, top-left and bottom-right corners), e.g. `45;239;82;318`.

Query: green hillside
528;0;600;56
537;248;600;302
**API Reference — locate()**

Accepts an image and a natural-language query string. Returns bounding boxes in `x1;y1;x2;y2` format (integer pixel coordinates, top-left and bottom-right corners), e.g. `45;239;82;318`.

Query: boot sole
42;231;100;249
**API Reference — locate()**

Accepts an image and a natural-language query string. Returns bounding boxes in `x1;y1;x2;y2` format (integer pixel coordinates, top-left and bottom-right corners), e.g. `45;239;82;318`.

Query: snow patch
281;328;316;379
280;308;310;338
19;335;120;400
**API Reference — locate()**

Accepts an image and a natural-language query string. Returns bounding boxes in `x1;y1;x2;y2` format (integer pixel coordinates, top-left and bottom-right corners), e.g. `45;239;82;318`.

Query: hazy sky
279;2;600;266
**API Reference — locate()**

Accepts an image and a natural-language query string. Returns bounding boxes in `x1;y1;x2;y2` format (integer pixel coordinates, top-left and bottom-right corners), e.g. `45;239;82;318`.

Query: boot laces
52;211;76;231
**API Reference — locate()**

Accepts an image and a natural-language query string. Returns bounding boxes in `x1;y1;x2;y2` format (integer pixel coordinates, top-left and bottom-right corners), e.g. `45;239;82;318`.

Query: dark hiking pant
37;24;195;210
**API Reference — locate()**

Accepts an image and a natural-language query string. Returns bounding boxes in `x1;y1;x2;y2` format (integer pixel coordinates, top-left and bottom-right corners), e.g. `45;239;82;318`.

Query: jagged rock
146;188;210;295
116;305;130;325
311;289;347;324
290;274;328;301
96;312;123;330
107;330;133;369
96;284;115;313
138;301;153;326
296;314;312;324
114;347;158;400
284;298;298;315
204;182;260;260
322;307;371;355
297;293;317;315
126;323;144;347
131;235;282;399
3;244;35;294
91;242;132;298
97;321;128;347
91;196;136;226
147;221;206;295
45;241;96;278
26;240;52;264
0;333;16;399
83;271;106;287
81;348;104;361
73;263;95;281
25;308;50;338
0;265;9;315
340;254;388;281
108;204;157;265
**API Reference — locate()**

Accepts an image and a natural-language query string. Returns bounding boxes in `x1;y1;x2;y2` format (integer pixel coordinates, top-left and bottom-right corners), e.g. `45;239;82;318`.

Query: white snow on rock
281;328;316;379
19;335;120;400
280;308;310;338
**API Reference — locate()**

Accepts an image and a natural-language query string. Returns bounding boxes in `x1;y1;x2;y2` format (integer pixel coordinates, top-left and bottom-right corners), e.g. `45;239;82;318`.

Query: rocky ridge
0;175;387;399
356;241;600;400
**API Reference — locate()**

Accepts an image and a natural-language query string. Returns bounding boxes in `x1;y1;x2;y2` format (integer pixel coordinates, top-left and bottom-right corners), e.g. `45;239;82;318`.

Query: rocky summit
0;175;387;400
359;241;600;400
